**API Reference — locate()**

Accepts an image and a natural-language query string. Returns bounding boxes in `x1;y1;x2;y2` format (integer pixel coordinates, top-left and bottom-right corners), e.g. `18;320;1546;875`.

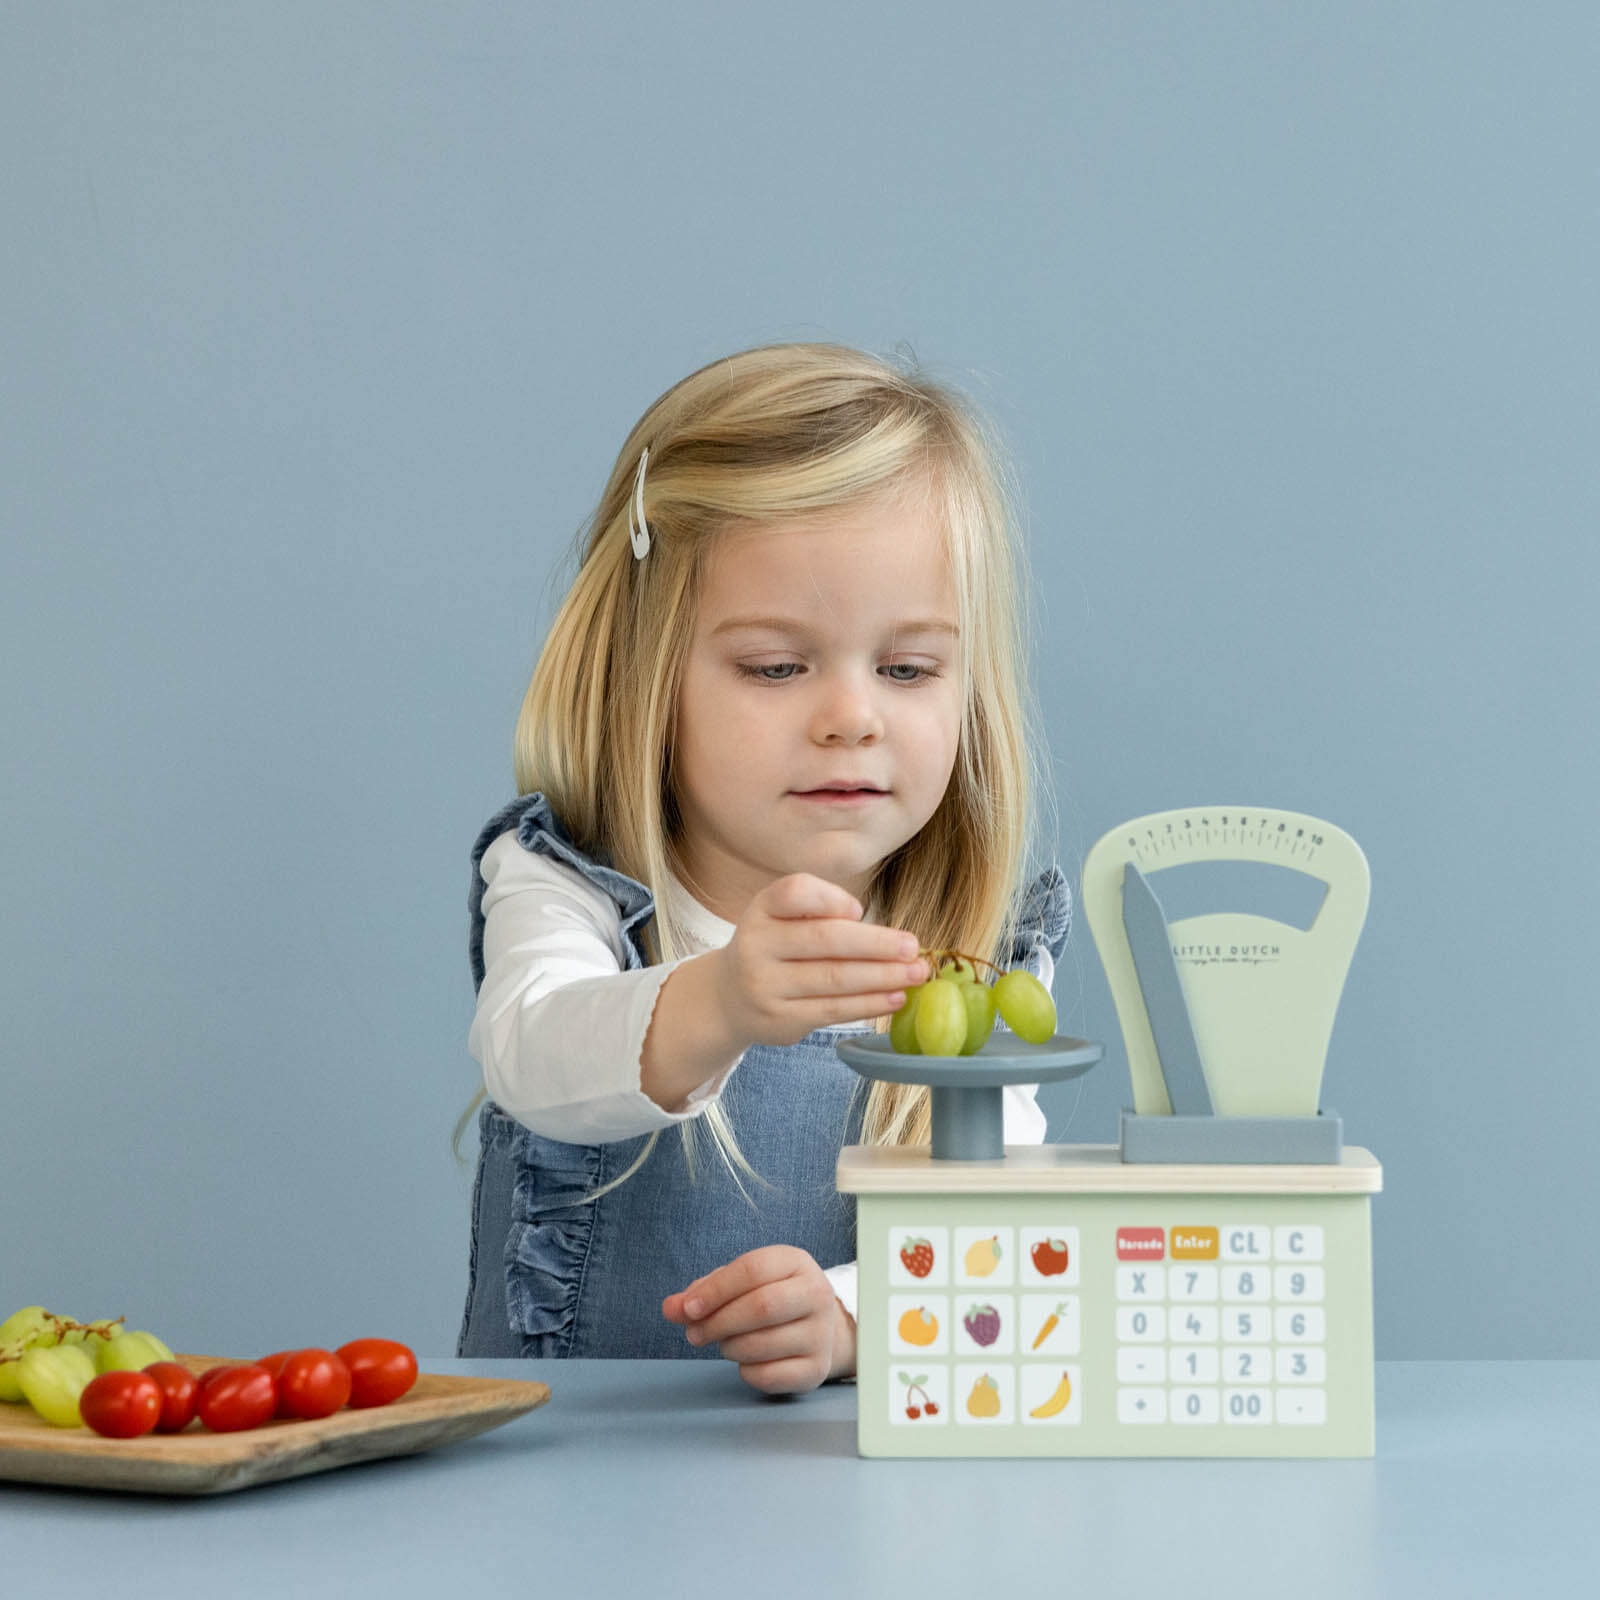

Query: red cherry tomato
195;1363;277;1432
336;1339;418;1408
141;1362;199;1433
80;1370;164;1439
195;1362;235;1396
276;1348;352;1420
255;1350;299;1413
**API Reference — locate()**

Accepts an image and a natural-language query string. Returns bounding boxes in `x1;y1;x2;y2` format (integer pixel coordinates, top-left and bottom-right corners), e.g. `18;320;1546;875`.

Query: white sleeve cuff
824;1259;858;1323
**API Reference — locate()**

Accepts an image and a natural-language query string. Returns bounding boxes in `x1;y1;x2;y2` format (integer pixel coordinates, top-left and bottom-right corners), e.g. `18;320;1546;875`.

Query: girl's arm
637;950;749;1113
471;838;747;1140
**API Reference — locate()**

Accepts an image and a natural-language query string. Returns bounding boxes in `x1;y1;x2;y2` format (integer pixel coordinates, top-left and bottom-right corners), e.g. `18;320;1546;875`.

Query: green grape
18;1343;96;1427
958;981;998;1055
936;955;977;983
0;1306;53;1344
992;968;1057;1045
95;1330;175;1374
912;977;968;1056
889;984;924;1054
0;1306;61;1402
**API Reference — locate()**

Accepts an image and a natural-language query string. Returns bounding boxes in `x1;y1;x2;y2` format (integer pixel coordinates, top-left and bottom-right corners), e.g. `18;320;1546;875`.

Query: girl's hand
661;1245;856;1394
713;873;929;1048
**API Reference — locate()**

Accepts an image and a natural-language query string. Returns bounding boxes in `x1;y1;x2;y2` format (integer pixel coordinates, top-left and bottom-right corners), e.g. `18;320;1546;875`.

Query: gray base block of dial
1119;1109;1343;1165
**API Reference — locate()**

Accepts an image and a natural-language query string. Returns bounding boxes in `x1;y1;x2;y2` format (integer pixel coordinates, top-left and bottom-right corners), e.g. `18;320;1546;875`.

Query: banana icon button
1029;1371;1073;1419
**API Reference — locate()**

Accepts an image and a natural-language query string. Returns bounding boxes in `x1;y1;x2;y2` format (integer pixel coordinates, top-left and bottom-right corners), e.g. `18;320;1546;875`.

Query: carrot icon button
1031;1302;1071;1350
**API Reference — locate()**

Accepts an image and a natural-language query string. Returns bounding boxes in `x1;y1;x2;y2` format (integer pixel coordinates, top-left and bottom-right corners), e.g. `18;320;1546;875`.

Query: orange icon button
1169;1226;1219;1260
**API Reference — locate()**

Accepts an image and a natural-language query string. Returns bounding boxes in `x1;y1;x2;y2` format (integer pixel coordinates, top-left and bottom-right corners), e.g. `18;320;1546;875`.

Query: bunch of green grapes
890;950;1057;1056
0;1306;174;1427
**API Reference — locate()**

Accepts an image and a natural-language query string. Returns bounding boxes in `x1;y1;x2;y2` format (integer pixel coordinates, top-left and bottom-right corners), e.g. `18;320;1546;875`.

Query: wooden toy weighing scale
836;806;1380;1458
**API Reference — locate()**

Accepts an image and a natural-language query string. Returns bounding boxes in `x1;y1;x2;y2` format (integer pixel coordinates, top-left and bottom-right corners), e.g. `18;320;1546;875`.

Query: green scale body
840;1145;1379;1458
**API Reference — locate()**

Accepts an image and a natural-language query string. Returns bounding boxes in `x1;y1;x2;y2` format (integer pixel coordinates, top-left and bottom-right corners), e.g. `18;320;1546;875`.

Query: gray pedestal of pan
835;1034;1103;1159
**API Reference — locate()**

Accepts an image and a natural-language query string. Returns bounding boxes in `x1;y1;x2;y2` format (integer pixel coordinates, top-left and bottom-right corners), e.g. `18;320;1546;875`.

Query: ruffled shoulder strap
1004;863;1074;980
467;793;657;992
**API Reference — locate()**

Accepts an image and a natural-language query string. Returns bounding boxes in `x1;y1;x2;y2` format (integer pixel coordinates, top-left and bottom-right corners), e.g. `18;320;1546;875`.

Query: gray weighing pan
836;1034;1102;1160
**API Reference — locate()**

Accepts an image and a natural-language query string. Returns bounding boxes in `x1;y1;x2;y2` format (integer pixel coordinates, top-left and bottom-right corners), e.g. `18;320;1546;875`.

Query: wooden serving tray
0;1354;551;1496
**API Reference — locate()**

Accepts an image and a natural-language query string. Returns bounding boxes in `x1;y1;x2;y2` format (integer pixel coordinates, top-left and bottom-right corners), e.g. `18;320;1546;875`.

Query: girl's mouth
793;789;887;804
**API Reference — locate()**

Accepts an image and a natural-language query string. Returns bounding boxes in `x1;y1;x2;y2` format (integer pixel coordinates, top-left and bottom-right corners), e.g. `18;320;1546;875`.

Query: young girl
456;341;1072;1395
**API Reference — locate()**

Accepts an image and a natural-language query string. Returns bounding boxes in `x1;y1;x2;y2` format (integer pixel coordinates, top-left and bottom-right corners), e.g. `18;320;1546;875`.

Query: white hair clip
628;447;651;559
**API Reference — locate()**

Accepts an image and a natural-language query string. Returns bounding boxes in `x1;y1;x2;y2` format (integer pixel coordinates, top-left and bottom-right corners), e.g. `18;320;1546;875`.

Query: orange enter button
1170;1227;1219;1260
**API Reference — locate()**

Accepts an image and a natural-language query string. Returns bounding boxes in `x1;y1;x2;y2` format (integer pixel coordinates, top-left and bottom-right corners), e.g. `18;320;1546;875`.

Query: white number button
1275;1306;1326;1343
1222;1346;1269;1384
1222;1266;1271;1302
1222;1388;1272;1424
1172;1387;1220;1424
1274;1265;1324;1302
1275;1347;1327;1384
1274;1225;1324;1262
1170;1306;1219;1344
1116;1305;1166;1342
1223;1308;1269;1342
1169;1265;1219;1302
1170;1346;1219;1384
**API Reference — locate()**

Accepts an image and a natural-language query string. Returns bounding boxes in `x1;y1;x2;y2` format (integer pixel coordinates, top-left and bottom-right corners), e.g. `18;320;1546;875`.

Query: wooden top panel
837;1142;1382;1195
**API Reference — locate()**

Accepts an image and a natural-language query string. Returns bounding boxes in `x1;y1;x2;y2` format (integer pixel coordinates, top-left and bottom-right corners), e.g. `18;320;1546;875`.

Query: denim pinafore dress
457;793;1072;1360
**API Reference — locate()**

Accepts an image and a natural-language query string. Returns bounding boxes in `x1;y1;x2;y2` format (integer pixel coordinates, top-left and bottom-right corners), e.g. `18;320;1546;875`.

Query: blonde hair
455;341;1056;1195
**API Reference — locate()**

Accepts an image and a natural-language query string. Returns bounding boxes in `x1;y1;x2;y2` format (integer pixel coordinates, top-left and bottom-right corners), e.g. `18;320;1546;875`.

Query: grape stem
919;948;1006;981
0;1312;126;1366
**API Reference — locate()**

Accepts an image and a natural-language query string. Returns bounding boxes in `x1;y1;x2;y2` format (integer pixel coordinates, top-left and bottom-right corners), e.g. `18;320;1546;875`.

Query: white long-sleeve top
468;830;1049;1320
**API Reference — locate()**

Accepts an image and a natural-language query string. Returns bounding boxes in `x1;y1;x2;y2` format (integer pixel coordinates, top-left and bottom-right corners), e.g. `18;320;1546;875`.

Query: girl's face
671;486;963;922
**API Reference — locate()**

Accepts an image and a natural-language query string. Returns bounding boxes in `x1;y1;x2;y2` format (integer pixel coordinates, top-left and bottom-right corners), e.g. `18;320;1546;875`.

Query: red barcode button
1117;1227;1166;1261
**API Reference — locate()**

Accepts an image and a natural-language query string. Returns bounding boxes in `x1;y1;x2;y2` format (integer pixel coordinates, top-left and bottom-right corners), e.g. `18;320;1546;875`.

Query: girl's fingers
766;874;863;921
735;1355;830;1396
783;921;921;962
681;1270;818;1347
685;1283;810;1348
665;1248;838;1391
821;994;908;1022
715;1320;822;1366
777;958;929;1000
670;1246;800;1323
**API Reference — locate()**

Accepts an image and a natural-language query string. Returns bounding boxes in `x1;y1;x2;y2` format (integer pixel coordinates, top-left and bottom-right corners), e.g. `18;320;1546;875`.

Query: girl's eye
733;663;940;685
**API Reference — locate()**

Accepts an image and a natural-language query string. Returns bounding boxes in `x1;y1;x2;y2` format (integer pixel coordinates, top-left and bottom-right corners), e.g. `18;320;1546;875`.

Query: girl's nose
809;672;886;744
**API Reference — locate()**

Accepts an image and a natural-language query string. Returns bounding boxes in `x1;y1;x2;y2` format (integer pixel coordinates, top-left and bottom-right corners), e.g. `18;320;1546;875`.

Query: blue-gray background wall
4;1;1594;1360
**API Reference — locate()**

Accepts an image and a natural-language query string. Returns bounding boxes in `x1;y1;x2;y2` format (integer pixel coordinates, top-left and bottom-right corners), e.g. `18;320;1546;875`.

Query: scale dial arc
1081;806;1370;1118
